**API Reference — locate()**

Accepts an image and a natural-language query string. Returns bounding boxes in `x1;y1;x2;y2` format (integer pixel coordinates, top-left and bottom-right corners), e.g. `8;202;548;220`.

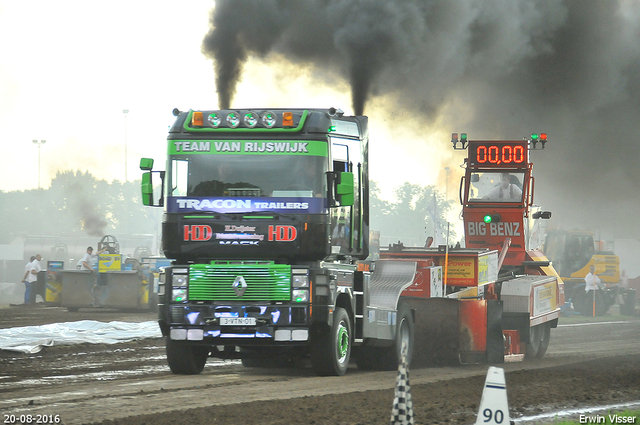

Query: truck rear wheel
166;338;208;374
356;304;414;371
535;323;551;359
525;324;545;359
379;303;414;370
311;307;351;376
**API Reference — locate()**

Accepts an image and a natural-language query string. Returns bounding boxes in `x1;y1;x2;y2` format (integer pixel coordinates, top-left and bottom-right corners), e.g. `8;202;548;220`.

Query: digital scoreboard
468;141;529;167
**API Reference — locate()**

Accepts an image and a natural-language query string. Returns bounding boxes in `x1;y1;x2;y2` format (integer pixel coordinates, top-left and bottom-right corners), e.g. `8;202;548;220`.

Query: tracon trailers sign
167;197;325;214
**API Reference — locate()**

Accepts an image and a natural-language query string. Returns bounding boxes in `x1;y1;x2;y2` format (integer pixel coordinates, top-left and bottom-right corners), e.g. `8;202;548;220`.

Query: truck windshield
468;171;525;203
170;154;328;198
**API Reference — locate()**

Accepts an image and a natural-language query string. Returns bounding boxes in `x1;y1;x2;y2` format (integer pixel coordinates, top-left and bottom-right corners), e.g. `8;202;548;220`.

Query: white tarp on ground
0;320;162;354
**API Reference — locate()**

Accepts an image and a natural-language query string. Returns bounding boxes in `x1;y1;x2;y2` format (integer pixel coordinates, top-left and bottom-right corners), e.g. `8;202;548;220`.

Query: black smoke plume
203;0;640;239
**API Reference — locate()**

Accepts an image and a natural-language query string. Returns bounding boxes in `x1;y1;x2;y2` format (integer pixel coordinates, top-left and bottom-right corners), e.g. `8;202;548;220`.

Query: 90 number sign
482;408;505;424
469;141;528;167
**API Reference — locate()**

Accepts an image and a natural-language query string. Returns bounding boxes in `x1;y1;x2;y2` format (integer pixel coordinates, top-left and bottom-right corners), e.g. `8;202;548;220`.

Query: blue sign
167;197;326;214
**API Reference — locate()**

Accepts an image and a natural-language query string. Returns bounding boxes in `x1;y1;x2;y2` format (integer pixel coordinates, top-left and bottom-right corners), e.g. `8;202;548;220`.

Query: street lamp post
123;109;129;182
444;166;450;200
32;139;46;189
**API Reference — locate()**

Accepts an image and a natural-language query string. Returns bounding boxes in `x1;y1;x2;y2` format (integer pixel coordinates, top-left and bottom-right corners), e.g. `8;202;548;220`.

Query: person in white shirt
486;173;523;201
584;265;601;292
22;256;35;305
78;246;107;271
25;254;42;305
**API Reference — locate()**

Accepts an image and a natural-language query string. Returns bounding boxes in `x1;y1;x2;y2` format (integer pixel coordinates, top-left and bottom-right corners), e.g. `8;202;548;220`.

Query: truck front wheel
311;307;351;376
166;338;208;374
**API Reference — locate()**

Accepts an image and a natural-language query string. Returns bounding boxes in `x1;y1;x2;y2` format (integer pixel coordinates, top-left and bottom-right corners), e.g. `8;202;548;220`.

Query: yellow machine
543;229;620;315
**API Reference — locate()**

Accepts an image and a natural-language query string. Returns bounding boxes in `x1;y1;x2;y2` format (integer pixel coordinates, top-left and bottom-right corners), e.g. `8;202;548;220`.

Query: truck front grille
188;263;291;302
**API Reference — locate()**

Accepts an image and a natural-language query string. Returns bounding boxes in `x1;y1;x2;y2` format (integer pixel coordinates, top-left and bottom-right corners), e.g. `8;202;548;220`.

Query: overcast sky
0;1;450;197
2;1;639;242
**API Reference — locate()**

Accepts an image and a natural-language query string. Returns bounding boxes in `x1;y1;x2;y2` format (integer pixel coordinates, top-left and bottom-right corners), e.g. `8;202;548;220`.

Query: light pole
444;166;450;200
123;109;129;182
32;139;46;189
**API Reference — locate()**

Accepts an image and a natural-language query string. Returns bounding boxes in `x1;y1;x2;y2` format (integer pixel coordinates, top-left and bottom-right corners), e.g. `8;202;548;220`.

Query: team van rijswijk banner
167;197;325;214
169;140;328;155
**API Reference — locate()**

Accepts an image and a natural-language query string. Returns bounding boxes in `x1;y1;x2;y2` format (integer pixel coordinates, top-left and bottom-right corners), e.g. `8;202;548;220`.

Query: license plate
220;317;256;326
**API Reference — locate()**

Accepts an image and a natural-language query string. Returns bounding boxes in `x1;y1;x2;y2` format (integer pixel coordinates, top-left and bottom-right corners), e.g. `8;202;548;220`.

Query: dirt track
1;305;640;425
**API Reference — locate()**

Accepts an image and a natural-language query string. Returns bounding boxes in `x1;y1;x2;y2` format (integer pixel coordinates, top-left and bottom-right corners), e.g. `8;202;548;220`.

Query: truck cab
140;108;383;375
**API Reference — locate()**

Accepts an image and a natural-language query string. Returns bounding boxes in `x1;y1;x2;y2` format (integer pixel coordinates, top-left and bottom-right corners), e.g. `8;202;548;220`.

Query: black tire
578;290;609;316
571;289;588;315
311;307;351;376
594;291;610;316
525;324;542;359
379;303;415;370
356;304;414;371
166;338;208;375
534;323;551;359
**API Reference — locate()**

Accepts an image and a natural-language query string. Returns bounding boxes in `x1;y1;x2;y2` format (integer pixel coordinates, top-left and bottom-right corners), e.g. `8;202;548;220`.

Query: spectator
25;254;42;305
22;256;36;305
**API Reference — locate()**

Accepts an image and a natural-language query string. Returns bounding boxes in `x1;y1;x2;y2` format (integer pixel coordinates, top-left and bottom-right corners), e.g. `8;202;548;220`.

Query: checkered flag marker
390;344;414;425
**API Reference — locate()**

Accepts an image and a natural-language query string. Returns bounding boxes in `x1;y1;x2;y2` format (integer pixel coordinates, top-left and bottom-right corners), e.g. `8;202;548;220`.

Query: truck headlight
293;289;309;303
172;288;187;302
172;274;188;287
292;275;309;288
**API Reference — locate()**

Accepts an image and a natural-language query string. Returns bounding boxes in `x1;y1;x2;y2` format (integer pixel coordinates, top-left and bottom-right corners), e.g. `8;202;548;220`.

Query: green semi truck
140;107;417;375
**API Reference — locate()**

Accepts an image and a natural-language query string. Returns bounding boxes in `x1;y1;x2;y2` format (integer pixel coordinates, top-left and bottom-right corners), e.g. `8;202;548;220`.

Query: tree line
0;170;454;247
0;171;157;244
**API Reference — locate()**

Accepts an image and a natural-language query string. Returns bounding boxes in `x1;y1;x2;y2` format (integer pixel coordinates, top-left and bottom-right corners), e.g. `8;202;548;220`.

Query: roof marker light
282;112;294;127
207;112;221;128
261;111;276;128
243;112;259;128
226;111;240;128
192;111;204;126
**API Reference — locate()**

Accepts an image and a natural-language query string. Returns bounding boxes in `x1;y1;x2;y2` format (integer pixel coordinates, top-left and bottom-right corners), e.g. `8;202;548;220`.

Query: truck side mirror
141;171;165;207
140;158;154;171
336;172;354;206
532;211;552;219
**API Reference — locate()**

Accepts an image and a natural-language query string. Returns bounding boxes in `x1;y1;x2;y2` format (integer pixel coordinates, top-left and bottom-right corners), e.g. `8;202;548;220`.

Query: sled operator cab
453;133;552;270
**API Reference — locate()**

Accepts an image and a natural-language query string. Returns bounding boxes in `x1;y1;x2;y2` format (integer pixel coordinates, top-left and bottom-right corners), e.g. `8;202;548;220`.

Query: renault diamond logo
233;276;248;297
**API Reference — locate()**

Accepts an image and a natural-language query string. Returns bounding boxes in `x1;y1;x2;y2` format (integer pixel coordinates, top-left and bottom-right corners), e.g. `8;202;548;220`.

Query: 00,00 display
475;145;526;165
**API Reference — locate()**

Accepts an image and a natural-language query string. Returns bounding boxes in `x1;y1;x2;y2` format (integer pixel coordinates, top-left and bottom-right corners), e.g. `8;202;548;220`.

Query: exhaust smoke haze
203;0;640;239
